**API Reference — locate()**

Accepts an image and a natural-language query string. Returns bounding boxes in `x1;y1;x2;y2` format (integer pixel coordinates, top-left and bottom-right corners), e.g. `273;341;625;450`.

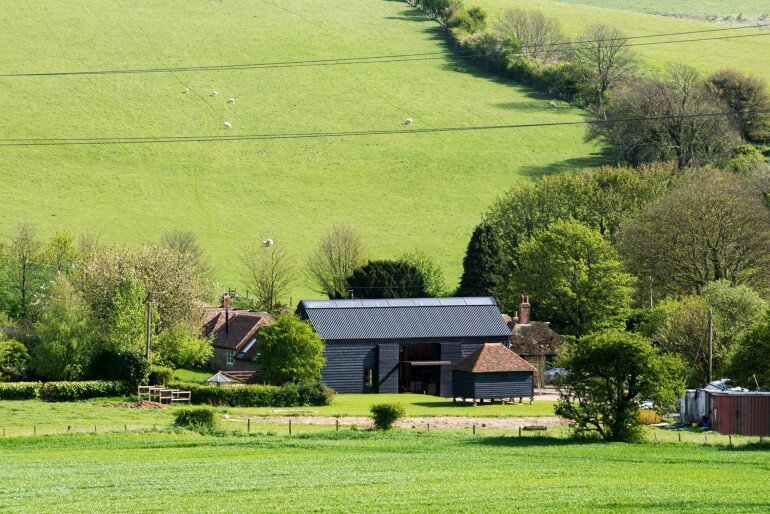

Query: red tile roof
201;308;272;353
510;321;566;357
452;343;537;373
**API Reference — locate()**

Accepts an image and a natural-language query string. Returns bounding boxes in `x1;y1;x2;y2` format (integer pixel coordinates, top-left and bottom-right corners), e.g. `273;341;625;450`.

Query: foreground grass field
478;0;770;84
1;431;768;512
0;0;603;296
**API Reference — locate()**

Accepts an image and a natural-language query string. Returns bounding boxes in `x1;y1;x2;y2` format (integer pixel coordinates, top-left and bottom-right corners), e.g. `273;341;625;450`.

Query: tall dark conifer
456;223;505;297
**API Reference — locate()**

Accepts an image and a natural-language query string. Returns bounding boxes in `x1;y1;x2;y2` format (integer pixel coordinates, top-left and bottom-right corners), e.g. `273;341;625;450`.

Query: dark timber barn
452;343;536;402
296;297;512;396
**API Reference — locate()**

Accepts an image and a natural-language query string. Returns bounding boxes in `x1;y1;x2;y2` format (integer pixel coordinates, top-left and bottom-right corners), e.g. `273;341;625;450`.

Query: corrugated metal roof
298;297;511;341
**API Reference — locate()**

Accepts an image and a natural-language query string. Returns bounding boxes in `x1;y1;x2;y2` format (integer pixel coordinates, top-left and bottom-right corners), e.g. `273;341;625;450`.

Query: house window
226;349;235;366
365;368;374;388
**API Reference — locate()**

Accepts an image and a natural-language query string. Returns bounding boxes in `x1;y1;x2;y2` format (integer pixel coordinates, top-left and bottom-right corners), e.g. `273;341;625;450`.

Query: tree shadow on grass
469;435;597;448
718;441;770;452
518;153;616;179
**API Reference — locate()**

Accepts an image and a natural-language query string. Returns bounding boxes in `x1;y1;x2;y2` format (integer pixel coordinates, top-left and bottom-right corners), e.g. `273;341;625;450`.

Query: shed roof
297;297;511;341
453;343;537;373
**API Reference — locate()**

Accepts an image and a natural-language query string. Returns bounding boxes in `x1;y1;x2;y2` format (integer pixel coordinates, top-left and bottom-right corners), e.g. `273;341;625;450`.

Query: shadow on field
383;8;429;22
719;441;770;452
470;435;596;448
519;153;615;178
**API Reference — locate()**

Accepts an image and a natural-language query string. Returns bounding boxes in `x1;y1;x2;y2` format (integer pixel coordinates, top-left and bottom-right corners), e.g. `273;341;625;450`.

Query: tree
620;173;770;297
702;280;767;349
495;8;565;61
104;272;150;355
555;330;683;442
153;323;212;369
0;338;30;381
258;316;325;384
3;221;47;323
456;223;506;299
570;24;636;115
306;224;367;299
347;260;427;299
86;349;149;389
44;230;79;275
161;230;210;277
31;276;93;380
516;221;633;338
707;68;770;143
728;315;770;389
400;249;447;297
240;242;295;314
653;296;723;388
595;65;742;167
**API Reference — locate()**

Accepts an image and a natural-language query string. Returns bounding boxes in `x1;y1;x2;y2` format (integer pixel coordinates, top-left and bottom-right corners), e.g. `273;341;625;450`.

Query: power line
1;25;767;78
0;110;761;148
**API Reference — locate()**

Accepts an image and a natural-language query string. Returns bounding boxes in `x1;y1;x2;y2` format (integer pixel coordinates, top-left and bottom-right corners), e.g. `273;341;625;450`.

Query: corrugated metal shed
710;392;770;437
297;297;511;341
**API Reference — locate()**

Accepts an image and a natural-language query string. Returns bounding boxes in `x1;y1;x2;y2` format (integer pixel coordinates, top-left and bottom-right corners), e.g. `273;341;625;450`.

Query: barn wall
451;371;476;398
378;343;400;393
473;372;533;399
711;394;770;437
320;343;377;394
440;343;462;397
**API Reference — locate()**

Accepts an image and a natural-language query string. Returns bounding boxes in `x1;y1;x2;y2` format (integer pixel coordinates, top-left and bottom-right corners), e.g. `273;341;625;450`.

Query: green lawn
0;0;604;297
233;393;557;418
545;0;770;16
477;0;770;84
1;431;768;512
172;367;211;383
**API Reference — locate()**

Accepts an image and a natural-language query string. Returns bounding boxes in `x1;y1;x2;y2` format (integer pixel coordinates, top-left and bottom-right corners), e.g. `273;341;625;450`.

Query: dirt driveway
252;415;567;430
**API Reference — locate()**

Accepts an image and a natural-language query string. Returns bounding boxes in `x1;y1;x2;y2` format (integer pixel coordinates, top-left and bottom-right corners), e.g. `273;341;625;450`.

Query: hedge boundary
168;381;333;407
0;381;128;402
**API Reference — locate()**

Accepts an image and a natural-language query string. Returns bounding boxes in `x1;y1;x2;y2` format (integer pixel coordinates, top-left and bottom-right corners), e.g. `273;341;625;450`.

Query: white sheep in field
183;88;189;94
548;101;557;108
262;239;274;248
404;118;413;126
227;98;235;104
211;91;218;97
223;121;232;129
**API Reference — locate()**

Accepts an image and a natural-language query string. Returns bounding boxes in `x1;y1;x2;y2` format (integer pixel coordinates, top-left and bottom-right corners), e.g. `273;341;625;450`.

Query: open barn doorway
398;344;446;396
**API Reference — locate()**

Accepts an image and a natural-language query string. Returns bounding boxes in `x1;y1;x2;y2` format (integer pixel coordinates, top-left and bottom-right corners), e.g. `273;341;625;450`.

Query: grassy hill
0;0;604;298
478;0;770;84
545;0;770;16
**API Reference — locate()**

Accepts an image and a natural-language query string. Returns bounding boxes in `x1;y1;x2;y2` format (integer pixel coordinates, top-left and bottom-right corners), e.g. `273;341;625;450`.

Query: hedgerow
0;382;41;400
39;381;127;402
168;381;333;407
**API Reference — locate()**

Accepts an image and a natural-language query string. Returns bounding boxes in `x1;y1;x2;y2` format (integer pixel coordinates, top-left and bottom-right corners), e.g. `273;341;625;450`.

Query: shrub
168;381;331;408
0;338;30;381
173;407;219;432
148;365;174;386
370;403;406;430
298;381;334;406
637;409;662;425
86;349;149;389
39;381;126;402
0;382;41;400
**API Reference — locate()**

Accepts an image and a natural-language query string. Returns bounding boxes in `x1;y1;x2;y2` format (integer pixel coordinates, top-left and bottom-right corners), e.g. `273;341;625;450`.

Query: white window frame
226;349;235;366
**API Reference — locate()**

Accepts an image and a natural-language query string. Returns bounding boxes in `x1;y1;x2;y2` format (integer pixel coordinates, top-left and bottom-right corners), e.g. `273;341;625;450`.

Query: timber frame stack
137;385;192;404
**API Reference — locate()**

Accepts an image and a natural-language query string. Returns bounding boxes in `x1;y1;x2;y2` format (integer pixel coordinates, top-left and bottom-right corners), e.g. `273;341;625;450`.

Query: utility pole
707;308;713;384
145;300;152;361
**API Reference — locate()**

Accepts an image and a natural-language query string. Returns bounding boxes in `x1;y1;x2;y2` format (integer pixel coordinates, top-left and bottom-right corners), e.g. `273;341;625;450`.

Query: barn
710;391;770;437
296;297;512;396
452;343;536;402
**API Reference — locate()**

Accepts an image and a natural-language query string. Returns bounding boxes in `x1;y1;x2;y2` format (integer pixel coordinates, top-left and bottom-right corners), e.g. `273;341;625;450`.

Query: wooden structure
710;391;770;437
452;343;536;403
137;385;191;404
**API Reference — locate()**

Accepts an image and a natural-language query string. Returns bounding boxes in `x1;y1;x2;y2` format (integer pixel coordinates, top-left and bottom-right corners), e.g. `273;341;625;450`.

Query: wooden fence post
518;427;522;437
124;424;127;432
289;419;292;436
67;425;71;433
427;422;430;432
472;424;476;436
94;424;97;434
336;418;339;432
729;434;733;446
33;426;36;436
678;432;681;443
247;418;251;434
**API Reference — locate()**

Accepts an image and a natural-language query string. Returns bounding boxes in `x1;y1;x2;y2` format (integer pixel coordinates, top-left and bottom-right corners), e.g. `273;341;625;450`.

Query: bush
370;403;406;430
637;409;662;425
0;382;41;400
148;365;174;386
173;407;219;432
86;349;149;389
168;381;331;408
39;381;126;402
298;381;334;406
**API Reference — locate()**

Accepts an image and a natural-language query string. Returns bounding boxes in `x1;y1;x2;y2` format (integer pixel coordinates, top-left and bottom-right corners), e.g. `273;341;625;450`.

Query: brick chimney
518;294;530;325
222;293;231;309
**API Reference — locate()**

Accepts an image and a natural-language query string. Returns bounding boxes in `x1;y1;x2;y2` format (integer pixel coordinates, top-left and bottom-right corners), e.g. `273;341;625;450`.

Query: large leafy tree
240;242;295;314
400;249;447;297
707;68;770;143
728;315;770;389
555;330;683;442
258;316;325;385
456;223;506;299
0;221;49;323
305;223;368;299
702;280;767;349
620;173;770;297
347;260;427;299
0;337;30;381
516;220;633;338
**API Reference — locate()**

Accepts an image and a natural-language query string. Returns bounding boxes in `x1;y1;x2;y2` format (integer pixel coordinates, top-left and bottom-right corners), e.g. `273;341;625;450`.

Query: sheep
548;101;557;108
211;91;218;97
223;121;232;129
183;88;189;94
404;118;413;126
262;239;274;248
227;98;235;104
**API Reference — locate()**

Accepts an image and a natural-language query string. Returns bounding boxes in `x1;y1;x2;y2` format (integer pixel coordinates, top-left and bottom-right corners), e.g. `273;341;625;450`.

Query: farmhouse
296;297;511;396
202;296;272;372
505;295;566;367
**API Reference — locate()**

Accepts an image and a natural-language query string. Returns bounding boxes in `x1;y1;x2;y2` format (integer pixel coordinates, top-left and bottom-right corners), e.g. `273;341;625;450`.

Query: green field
548;0;770;16
0;0;603;297
1;431;768;512
479;0;770;83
